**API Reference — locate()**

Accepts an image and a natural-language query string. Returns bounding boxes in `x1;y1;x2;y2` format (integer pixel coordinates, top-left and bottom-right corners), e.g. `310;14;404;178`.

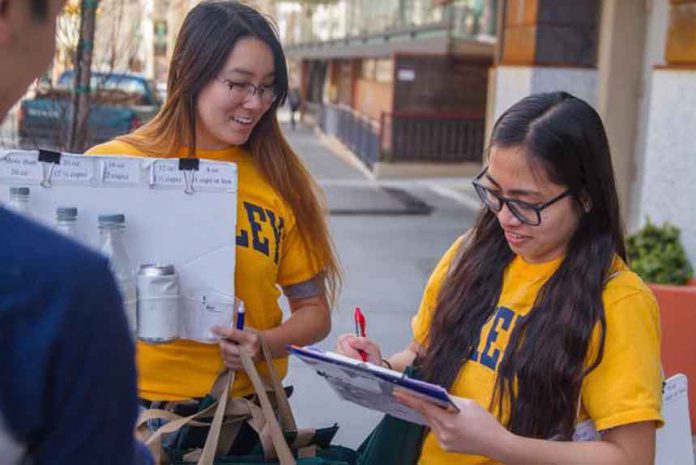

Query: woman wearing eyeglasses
337;92;662;465
88;1;340;404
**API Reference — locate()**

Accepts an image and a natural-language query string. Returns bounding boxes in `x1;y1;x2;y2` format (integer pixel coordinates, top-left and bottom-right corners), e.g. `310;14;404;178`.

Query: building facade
278;0;498;175
283;0;695;265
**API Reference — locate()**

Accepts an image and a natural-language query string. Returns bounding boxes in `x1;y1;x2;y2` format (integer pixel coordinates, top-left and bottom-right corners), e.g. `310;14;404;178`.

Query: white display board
0;149;238;343
656;374;694;465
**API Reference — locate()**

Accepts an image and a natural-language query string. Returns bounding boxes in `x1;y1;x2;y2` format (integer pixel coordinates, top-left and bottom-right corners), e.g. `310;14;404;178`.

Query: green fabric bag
167;424;358;465
356;366;427;465
168;445;357;465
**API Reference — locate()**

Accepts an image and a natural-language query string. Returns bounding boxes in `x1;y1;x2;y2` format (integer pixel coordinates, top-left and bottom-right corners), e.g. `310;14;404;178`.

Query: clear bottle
7;186;30;216
55;207;79;240
98;214;137;336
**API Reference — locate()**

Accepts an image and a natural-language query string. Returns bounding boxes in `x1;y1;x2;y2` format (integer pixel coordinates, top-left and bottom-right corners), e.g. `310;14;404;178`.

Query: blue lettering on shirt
236;201;284;263
480;307;515;370
265;209;284;265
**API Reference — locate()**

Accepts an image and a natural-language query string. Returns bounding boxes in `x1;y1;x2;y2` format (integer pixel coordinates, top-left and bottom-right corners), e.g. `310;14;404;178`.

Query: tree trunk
68;0;99;152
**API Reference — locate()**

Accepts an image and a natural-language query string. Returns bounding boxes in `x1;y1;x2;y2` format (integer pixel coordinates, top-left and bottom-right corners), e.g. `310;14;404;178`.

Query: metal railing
317;103;485;167
319;104;380;168
381;113;484;163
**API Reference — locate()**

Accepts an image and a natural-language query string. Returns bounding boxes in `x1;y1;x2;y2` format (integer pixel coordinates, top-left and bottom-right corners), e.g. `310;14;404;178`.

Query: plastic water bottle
7;186;30;216
98;214;137;335
55;207;79;240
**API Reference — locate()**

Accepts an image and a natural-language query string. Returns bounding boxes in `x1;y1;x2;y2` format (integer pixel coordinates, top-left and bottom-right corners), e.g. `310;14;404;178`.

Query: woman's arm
263;294;331;357
395;392;656;465
214;294;331;369
385;341;421;372
499;421;655;465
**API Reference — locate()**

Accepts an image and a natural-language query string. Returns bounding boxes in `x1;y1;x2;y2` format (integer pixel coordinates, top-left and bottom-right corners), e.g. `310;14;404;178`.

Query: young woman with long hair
88;0;340;403
337;92;662;465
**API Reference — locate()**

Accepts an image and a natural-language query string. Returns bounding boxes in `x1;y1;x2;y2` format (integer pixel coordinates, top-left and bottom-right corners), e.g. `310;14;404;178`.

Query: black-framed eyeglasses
215;77;277;105
472;167;571;226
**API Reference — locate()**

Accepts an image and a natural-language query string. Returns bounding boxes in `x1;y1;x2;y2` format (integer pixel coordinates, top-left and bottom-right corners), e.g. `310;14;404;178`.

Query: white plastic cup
181;289;237;343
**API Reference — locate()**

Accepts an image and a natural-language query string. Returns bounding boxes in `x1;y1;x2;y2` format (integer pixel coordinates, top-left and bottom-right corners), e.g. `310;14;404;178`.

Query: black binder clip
179;157;199;194
38;149;62;188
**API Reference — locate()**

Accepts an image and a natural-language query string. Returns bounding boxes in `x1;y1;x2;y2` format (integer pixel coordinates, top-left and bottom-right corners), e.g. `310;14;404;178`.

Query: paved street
281;122;479;448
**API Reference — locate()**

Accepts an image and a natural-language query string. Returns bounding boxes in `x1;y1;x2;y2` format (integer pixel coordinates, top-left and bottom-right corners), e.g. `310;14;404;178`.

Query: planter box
650;279;696;433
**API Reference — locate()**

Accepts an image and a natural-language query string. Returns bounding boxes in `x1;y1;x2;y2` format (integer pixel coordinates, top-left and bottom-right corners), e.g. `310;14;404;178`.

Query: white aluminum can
137;264;179;343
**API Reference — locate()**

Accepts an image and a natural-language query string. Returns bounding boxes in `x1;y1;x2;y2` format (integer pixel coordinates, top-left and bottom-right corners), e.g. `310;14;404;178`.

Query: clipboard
288;345;459;426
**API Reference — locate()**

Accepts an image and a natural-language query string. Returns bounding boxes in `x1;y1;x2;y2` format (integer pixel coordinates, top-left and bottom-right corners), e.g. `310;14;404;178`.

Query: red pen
354;306;368;362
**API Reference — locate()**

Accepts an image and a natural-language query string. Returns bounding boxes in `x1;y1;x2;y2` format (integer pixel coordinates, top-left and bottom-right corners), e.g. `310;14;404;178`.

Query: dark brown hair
118;1;341;302
420;92;624;439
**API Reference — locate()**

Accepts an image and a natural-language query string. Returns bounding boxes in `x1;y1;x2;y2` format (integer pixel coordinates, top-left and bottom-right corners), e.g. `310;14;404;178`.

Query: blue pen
236;301;245;331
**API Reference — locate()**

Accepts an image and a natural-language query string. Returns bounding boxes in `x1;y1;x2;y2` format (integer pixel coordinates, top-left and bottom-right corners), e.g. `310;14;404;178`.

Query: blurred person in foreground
0;0;146;463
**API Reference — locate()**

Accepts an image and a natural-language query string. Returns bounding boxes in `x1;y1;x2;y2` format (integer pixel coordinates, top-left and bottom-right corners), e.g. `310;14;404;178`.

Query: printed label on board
193;163;237;192
0;152;43;183
52;156;94;184
101;158;141;185
151;160;185;187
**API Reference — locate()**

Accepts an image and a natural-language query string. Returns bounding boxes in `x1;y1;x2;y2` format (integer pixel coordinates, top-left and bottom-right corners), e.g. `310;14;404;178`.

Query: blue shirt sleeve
0;211;140;465
33;257;139;465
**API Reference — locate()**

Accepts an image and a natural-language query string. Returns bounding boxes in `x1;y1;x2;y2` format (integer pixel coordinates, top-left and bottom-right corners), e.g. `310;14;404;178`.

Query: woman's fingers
336;333;382;362
214;326;263;369
335;333;361;358
218;339;243;369
394;389;447;420
211;326;251;344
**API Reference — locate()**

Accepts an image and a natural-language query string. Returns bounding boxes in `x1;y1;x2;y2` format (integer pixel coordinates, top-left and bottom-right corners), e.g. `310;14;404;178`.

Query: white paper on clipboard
289;345;458;426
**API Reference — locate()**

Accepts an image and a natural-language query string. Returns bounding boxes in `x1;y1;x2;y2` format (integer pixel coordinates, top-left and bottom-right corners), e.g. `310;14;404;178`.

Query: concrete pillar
639;0;696;265
596;0;648;227
489;0;601;123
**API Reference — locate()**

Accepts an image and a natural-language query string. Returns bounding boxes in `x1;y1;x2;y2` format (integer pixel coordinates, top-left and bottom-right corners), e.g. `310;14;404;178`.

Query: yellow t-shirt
411;236;663;465
87;140;324;400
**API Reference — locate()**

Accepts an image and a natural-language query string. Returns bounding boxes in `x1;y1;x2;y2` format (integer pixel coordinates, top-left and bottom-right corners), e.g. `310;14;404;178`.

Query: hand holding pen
354;306;368;361
213;300;263;370
335;306;383;365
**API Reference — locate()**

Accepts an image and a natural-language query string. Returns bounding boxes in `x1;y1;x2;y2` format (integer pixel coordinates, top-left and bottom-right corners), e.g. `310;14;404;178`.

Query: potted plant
627;219;696;432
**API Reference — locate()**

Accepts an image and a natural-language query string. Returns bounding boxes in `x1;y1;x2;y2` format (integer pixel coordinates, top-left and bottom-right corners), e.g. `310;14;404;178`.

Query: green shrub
626;219;693;285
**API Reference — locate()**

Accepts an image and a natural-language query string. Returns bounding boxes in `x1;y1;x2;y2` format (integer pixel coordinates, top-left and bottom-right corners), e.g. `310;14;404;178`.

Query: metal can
137;264;180;343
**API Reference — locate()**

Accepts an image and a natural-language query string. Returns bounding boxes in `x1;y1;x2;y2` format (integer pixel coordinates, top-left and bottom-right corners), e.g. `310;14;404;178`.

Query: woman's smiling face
484;145;582;263
195;36;276;149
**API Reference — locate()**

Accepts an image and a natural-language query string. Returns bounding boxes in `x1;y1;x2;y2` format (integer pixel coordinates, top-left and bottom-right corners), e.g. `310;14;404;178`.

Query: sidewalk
280;120;479;216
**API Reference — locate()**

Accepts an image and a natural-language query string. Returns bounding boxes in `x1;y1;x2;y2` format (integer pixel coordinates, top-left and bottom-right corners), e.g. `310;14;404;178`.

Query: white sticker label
151;160;185;187
193;163;236;191
397;69;416;81
102;158;141;185
0;152;43;182
52;156;94;184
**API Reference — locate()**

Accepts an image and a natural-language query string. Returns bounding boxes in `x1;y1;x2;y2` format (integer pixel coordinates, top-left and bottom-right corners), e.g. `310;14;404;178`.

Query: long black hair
419;91;624;439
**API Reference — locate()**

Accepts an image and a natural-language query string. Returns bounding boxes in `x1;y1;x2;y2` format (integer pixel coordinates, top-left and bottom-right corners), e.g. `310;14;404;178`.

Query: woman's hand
335;333;383;366
393;391;512;458
211;326;262;371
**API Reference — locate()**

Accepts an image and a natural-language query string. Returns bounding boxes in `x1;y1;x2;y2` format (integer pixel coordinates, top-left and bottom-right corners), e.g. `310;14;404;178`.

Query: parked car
18;70;160;150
